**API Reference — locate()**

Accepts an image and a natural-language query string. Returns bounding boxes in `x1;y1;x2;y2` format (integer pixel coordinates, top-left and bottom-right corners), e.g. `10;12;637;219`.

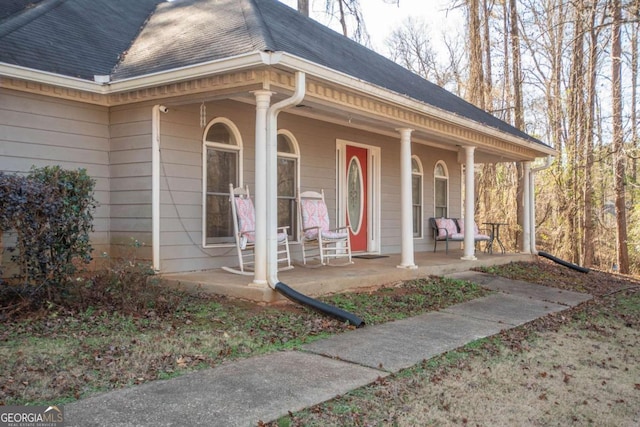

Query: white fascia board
0;52;273;95
274;53;557;157
107;52;275;93
0;62;101;92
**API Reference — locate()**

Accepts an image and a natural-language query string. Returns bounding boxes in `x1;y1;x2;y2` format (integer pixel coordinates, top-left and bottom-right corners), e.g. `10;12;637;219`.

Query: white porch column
461;145;477;260
251;90;273;287
397;128;417;269
530;165;538;254
522;161;531;253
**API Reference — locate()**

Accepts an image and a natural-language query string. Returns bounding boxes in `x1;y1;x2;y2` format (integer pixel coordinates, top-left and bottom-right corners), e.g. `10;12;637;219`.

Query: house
0;0;556;289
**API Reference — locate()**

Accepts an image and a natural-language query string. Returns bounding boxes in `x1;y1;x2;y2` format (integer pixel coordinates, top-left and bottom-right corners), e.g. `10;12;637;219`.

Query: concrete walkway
66;272;592;427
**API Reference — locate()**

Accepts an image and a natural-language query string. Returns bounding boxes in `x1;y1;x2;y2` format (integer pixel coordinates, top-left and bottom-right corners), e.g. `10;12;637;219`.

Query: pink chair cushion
241;231;288;244
435;218;458;238
457;219;480;235
457;219;490;240
300;198;331;240
234;197;255;234
234;197;287;247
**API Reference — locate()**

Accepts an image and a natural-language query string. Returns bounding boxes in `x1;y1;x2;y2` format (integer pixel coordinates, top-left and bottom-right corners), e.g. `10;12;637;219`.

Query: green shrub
0;166;96;300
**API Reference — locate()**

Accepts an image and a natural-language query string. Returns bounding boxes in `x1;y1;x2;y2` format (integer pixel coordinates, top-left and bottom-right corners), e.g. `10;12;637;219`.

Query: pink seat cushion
457;219;490;240
234;197;256;234
435;218;458;238
300;198;331;240
235;196;288;247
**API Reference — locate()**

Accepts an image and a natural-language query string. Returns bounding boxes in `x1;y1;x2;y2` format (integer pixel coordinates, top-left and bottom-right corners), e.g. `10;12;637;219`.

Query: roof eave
1;50;557;158
273;53;557;158
0;51;275;95
0;62;102;92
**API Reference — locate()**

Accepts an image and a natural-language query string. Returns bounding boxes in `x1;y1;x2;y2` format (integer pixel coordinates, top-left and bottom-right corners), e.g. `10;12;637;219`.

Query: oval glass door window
347;157;364;234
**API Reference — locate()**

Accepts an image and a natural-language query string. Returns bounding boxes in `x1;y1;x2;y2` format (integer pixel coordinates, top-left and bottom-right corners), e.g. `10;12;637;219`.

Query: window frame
276;130;300;241
202;118;243;248
434;160;449;219
411;156;424;238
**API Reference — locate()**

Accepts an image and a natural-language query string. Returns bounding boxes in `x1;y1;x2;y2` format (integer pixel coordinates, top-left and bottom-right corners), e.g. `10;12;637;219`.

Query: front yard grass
0;273;488;406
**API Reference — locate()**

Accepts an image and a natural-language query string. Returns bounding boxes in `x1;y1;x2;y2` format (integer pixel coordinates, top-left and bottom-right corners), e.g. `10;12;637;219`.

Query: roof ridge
109;0;165;77
241;0;275;52
0;0;66;39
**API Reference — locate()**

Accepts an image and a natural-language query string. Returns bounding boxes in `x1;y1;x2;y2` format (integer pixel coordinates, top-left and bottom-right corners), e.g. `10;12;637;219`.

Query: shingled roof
0;0;549;147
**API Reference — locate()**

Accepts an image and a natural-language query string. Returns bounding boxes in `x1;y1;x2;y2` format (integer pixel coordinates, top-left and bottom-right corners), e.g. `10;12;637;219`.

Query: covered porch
159;250;534;303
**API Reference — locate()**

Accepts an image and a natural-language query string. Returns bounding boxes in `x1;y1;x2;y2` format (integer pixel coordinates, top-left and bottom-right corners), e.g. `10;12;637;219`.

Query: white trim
336;139;381;253
151;105;161;272
434;160;449;218
201;118;244;248
411;155;424;239
2;50;555;157
277;130;301;241
274;53;557;157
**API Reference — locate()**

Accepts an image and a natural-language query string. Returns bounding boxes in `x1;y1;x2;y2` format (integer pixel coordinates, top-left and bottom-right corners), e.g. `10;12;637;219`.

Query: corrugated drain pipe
266;71;364;327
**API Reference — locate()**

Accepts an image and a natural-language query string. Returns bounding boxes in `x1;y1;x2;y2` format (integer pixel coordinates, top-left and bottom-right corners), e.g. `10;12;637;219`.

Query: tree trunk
468;0;485;108
611;0;630;273
509;0;526;251
631;4;638;208
298;0;309;16
582;2;601;267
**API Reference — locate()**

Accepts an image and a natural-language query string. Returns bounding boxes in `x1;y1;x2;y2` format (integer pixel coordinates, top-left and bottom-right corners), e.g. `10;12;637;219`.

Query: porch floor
159;250;535;303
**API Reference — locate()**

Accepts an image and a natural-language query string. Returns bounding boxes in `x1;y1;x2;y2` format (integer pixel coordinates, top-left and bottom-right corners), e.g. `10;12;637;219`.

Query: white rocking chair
222;184;293;275
298;189;353;266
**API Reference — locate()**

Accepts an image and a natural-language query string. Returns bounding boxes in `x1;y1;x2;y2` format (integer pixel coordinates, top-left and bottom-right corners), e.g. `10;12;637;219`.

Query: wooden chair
297;190;352;266
222;184;293;275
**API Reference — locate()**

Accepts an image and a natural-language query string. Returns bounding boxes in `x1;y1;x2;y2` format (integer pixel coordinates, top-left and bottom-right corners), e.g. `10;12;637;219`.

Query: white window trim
277;129;300;242
434;160;449;218
412;155;424;239
201;118;243;248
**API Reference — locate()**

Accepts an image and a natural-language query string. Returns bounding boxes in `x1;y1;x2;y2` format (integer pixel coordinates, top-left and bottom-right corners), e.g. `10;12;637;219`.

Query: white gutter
272;53;558;158
266;71;306;288
0;63;102;93
0;52;273;95
529;155;554;254
3;50;555;157
107;52;279;93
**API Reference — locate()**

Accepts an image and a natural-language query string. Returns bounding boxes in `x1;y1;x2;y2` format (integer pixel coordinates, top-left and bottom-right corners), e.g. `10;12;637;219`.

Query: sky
279;0;464;54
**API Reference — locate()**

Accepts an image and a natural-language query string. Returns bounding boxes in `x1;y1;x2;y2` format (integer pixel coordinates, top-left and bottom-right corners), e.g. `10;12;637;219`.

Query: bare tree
467;0;486;108
612;0;630;273
510;0;526;251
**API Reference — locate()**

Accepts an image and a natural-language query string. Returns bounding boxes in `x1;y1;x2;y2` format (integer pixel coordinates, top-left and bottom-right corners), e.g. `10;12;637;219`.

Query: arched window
412;156;423;237
203;119;242;245
434;161;449;218
277;131;300;239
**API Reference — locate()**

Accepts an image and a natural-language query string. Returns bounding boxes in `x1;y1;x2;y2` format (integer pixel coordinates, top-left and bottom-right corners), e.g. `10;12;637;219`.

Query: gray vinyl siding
109;104;153;260
155;100;256;273
0;88;110;268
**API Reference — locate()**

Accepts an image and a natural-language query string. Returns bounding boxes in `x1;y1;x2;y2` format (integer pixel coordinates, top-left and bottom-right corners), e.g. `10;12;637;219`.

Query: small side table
483;222;508;254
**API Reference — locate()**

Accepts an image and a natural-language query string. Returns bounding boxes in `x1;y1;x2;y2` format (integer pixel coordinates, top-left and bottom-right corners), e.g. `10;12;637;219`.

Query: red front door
346;145;368;252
